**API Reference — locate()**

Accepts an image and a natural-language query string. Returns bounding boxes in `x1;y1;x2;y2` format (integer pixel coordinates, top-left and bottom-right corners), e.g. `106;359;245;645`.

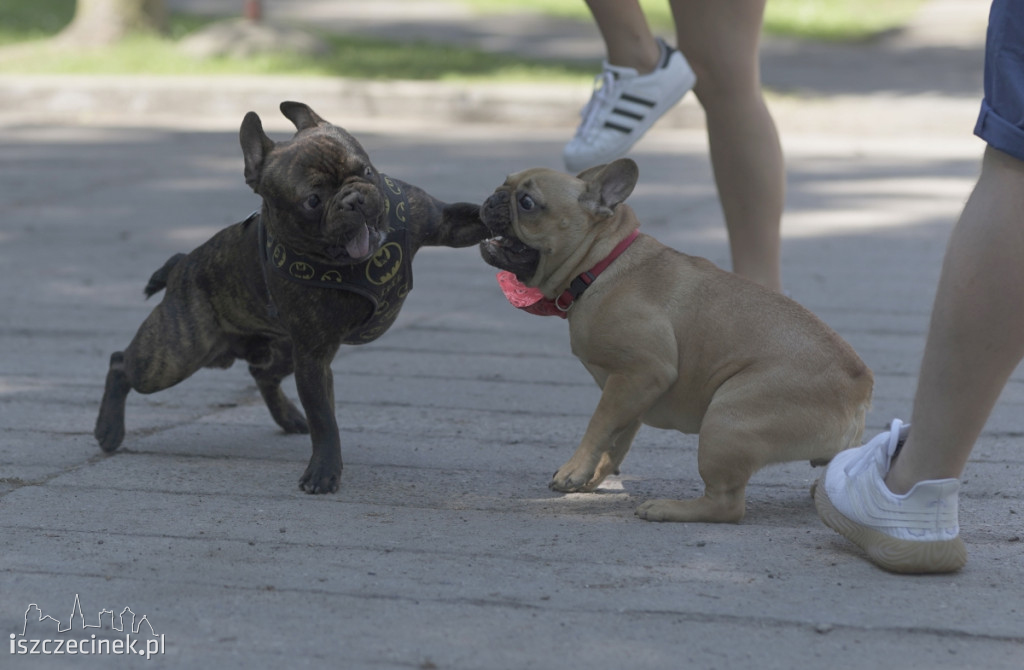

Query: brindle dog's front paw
298;460;340;494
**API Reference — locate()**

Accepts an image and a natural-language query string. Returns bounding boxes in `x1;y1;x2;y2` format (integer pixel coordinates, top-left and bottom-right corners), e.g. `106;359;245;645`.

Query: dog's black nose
340;191;365;211
481;190;511;230
484;190;510;211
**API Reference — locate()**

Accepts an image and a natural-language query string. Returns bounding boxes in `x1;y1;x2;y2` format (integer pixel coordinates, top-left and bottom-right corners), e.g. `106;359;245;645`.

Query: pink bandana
496;271;566;318
495;230;639;319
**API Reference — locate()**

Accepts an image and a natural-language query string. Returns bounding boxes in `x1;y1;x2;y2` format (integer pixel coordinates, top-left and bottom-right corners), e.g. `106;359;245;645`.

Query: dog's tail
143;253;187;298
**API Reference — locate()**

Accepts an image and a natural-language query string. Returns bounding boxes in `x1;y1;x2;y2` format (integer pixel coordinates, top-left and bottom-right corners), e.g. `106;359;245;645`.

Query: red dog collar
497;229;640;318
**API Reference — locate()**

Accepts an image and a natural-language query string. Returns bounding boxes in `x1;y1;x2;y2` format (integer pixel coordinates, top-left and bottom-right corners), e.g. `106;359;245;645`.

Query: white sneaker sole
564;68;696;172
813;477;967;574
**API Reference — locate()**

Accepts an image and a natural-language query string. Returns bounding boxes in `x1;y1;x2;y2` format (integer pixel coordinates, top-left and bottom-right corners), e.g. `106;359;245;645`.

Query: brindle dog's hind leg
95;352;132;452
249;344;308;434
94;285;224;452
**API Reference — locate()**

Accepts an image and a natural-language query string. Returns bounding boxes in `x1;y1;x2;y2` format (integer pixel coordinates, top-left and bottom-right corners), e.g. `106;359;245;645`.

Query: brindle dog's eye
304;194;321;210
519;194;535;211
364;166;374;178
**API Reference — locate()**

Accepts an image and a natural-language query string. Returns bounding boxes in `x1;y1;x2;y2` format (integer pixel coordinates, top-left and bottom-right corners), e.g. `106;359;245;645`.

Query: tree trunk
59;0;167;46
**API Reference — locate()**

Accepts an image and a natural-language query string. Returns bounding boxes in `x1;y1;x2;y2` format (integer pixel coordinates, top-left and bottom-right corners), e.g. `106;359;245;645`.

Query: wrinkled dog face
478;162;639;284
478;180;543;281
241;101;386;264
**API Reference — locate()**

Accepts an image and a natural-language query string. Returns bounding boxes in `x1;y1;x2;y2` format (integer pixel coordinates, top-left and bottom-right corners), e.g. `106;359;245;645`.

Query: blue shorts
975;0;1024;160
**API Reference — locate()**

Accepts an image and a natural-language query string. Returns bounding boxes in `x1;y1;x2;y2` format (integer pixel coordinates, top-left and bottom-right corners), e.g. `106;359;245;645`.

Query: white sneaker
563;38;696;173
813;419;967;573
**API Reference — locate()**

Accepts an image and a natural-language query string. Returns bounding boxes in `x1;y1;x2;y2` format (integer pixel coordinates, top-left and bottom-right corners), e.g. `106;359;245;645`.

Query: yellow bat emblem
366;242;403;286
288;262;315;280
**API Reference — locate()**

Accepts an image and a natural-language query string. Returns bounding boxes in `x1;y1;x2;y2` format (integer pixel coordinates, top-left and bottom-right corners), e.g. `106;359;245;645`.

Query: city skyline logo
10;594;165;660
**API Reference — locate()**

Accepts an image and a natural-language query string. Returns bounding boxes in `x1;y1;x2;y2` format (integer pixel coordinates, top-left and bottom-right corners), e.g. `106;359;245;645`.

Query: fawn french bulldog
480;159;873;522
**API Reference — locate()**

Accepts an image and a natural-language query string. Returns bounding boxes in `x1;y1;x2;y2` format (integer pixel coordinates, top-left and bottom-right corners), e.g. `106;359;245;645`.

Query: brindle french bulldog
95;101;489;493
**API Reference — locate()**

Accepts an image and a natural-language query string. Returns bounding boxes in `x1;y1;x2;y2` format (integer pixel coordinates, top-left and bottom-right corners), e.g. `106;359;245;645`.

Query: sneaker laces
575;69;621;139
845;418;906;479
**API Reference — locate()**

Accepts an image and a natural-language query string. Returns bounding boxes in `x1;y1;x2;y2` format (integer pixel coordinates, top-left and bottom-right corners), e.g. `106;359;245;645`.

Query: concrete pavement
2;1;1022;668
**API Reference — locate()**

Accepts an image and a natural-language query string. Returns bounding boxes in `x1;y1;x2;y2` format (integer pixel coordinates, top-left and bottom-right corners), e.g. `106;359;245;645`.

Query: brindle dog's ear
239;111;276;193
279;101;327;132
579;158;639;218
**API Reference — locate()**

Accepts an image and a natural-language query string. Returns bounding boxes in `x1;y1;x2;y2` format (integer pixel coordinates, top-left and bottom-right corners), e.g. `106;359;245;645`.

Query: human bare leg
670;0;783;290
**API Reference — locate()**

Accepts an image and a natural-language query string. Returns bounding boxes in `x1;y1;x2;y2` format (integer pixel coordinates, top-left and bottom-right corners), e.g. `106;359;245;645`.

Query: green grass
464;0;926;42
763;0;925;41
0;1;592;80
0;32;594;80
0;0;926;79
0;0;74;45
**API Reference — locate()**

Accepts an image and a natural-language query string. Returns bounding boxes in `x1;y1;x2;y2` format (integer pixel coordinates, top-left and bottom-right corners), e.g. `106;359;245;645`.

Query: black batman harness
254;174;414;344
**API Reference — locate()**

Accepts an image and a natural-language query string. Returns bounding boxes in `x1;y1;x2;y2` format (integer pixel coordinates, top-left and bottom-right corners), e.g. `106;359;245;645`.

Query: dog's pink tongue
346;224;371;259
